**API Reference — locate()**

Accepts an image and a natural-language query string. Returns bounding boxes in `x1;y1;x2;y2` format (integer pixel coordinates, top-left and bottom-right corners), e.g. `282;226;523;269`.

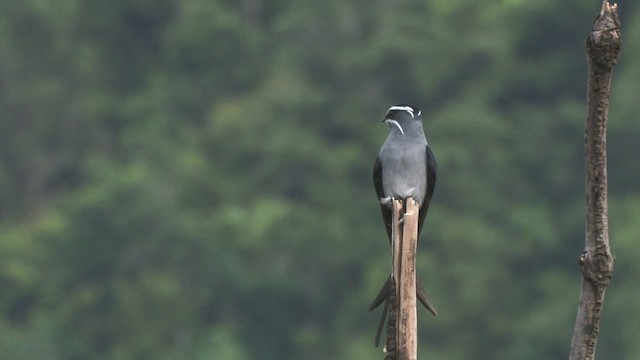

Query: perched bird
370;104;438;347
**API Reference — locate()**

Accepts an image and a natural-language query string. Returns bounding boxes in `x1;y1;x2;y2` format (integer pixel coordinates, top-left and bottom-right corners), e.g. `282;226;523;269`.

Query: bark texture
569;2;620;360
384;199;418;360
398;198;418;360
384;200;403;360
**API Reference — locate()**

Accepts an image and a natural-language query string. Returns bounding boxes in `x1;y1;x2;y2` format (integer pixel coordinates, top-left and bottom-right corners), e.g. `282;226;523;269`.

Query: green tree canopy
1;0;639;359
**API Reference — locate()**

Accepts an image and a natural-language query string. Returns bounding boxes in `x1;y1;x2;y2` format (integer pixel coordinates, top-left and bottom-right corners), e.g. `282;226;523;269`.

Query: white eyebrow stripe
388;106;415;118
385;119;404;136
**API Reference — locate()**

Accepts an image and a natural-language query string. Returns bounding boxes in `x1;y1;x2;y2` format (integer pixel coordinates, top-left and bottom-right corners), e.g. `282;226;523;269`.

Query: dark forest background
1;0;639;359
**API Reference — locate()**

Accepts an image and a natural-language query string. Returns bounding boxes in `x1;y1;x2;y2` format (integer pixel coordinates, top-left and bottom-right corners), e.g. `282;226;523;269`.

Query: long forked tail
369;276;438;347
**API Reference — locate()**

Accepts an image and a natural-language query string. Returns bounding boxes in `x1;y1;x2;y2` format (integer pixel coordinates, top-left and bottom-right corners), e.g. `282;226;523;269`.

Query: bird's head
382;104;423;137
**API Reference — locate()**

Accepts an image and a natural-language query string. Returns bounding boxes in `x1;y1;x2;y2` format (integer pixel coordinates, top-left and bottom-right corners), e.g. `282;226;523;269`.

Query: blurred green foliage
0;0;639;359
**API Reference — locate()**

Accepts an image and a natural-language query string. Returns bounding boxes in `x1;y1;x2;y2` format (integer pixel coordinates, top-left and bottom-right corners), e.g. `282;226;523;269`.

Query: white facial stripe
385;119;404;136
389;106;415;118
417;110;421;117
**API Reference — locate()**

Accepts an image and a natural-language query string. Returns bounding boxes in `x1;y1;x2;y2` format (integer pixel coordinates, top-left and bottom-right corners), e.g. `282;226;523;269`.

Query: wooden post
569;1;620;360
398;198;419;360
386;198;418;360
391;200;404;299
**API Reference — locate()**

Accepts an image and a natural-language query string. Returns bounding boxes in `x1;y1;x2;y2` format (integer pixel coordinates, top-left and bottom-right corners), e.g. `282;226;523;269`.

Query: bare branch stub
398;198;419;360
384;199;418;360
569;2;620;360
384;199;404;360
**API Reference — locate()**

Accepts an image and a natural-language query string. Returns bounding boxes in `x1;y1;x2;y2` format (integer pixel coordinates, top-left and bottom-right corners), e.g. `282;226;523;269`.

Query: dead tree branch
569;1;620;359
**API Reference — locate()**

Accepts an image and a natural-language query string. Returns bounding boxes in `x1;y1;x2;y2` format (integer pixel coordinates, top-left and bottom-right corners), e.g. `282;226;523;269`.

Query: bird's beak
384;119;404;136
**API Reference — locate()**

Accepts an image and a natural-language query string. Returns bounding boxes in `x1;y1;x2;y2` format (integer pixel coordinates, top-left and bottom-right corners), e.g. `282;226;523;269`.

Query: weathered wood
398;198;418;360
385;198;420;360
384;277;397;360
384;199;404;359
392;200;404;292
569;2;620;359
384;199;418;360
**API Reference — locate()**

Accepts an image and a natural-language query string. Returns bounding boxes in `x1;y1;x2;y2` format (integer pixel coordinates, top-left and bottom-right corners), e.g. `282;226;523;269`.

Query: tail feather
369;276;438;347
416;277;438;316
374;296;390;347
368;277;391;311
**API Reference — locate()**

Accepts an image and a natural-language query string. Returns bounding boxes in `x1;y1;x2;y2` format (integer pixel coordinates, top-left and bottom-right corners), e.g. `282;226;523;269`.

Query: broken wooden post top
384;198;419;360
587;0;621;69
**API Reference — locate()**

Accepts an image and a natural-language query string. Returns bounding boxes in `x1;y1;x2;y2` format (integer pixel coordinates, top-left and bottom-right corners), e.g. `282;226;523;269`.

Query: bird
369;104;438;347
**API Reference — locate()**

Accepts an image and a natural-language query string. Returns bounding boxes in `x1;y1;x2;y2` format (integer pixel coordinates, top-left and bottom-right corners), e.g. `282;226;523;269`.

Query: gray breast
379;141;427;205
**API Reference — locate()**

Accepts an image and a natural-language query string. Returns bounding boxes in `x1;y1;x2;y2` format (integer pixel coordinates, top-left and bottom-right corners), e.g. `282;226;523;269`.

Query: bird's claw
379;197;393;208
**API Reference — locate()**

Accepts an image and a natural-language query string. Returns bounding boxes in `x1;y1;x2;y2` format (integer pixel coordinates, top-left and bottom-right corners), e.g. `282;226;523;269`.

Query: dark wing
370;149;438;347
371;156;392;347
373;155;392;242
418;145;437;237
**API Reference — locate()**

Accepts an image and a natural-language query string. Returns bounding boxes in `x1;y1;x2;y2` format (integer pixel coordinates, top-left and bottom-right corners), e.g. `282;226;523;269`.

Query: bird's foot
379;197;393;208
